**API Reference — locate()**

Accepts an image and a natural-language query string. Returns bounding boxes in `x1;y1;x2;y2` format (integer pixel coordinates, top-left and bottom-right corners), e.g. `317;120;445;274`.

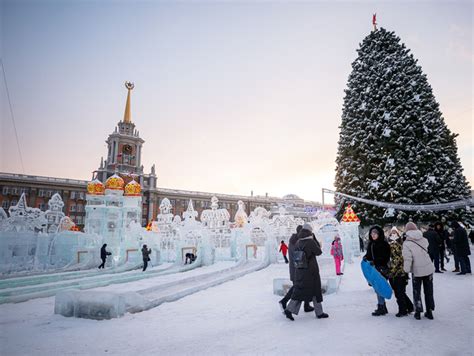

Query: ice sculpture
270;206;304;244
45;193;66;233
234;201;248;227
1;193;47;232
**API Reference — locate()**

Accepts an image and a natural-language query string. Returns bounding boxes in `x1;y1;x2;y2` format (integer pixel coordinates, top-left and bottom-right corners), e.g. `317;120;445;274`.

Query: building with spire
0;82;324;228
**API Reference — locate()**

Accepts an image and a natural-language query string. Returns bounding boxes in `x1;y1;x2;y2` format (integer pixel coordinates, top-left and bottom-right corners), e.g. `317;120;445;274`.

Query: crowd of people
279;220;472;321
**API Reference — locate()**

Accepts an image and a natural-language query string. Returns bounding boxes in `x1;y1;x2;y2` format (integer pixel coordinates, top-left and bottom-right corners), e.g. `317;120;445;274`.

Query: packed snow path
0;255;472;355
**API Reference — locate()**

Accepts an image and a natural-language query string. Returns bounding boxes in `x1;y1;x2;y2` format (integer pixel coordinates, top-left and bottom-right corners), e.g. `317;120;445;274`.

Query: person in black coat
279;225;314;314
451;221;471;275
364;225;391;316
284;224;328;320
424;224;443;273
434;222;449;271
142;244;152;271
98;244;111;269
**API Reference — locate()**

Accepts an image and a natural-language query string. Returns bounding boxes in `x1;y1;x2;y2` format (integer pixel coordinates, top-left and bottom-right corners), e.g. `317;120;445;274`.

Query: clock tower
95;82;156;192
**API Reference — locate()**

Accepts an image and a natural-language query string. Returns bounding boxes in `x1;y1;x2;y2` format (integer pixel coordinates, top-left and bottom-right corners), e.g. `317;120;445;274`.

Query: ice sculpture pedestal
55;290;126;320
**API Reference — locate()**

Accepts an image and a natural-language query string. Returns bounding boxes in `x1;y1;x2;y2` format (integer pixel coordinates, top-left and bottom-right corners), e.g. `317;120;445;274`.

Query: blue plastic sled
361;259;392;299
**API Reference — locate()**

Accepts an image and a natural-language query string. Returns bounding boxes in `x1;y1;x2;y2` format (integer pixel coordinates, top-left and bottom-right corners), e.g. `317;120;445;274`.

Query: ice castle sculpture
84;174;142;263
201;196;231;256
270;206;304;244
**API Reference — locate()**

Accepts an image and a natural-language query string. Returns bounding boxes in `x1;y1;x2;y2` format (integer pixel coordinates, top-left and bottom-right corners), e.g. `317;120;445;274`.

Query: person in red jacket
280;240;289;263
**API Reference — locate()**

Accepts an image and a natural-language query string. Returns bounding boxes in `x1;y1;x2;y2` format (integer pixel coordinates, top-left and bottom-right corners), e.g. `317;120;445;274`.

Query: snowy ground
0;255;472;355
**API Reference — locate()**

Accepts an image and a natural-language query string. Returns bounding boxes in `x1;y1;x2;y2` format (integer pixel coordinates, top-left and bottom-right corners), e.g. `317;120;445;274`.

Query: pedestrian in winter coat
388;227;414;317
330;235;344;275
284;223;328;320
279;241;289;264
364;225;391;316
98;244;112;269
279;225;314;315
423;224;443;273
142;244;152;271
402;222;435;320
469;228;474;246
451;221;471;275
434;222;449;271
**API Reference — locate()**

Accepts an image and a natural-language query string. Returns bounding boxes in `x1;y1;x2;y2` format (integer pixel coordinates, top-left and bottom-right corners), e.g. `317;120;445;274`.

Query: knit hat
405;222;418;232
302;223;313;232
390;226;401;236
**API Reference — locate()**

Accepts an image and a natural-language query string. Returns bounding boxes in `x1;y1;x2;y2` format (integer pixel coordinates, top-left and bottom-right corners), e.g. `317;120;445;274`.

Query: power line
1;58;25;173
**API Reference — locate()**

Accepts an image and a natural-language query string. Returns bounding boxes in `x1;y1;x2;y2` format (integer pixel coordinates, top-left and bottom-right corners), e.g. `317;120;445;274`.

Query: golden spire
123;81;134;123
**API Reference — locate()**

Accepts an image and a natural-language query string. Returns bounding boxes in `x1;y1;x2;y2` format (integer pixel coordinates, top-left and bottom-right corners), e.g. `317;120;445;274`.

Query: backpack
293;247;308;269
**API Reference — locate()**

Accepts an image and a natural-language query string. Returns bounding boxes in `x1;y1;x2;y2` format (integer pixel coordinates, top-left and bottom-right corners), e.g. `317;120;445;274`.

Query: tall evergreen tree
335;28;471;225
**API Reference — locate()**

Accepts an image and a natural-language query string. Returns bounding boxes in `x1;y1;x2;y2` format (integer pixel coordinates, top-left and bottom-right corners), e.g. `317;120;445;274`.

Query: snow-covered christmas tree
335;27;471;225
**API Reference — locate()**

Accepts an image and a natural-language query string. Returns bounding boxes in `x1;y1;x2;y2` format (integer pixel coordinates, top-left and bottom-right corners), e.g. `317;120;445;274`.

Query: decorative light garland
323;189;473;212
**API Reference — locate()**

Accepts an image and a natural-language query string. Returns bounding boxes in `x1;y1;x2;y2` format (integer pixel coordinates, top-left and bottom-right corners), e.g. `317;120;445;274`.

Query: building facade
0;83;324;229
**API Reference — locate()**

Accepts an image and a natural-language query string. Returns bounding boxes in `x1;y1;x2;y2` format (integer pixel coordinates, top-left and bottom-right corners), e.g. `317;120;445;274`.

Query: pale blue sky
1;0;472;202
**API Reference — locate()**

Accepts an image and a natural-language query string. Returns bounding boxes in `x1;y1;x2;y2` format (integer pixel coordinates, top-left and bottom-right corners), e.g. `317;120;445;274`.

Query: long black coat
288;233;299;282
453;225;471;257
291;230;323;303
423;229;441;255
365;226;390;275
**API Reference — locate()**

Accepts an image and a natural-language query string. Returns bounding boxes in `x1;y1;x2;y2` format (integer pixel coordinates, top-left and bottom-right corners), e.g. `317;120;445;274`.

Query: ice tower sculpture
84;174;142;263
234;201;248;228
338;204;361;262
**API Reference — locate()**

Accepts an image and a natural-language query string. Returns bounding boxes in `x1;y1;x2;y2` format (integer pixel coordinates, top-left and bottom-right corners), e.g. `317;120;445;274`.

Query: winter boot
316;313;329;319
278;299;287;313
382;303;388;314
424;309;434;320
414;312;421;320
304;304;314;313
396;311;408;317
284;310;294;321
371;304;387;316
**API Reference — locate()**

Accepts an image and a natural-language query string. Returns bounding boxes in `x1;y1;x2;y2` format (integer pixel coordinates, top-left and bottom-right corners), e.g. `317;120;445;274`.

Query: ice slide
0;255;206;304
55;256;271;320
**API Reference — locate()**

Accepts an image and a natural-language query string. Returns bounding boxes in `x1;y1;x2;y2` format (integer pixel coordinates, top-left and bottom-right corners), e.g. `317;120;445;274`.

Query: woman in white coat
402;222;435;320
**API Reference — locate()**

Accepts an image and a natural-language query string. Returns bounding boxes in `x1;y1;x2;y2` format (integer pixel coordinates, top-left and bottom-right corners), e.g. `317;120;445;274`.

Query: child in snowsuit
279;240;289;263
330;235;344;275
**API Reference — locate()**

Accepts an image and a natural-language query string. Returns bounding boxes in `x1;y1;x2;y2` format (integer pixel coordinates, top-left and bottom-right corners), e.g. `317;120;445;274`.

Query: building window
76;216;83;225
38;189;45;197
78;192;85;200
2;187;9;195
70;191;76;199
20;188;29;194
1;201;9;210
11;187;19;195
76;204;83;213
10;199;18;206
46;191;52;198
69;204;76;212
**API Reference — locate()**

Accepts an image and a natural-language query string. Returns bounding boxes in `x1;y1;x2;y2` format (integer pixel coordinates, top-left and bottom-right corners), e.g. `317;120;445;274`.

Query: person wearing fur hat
330;235;344;275
364;225;391;316
388;227;414;317
402;222;435;320
284;223;328;320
